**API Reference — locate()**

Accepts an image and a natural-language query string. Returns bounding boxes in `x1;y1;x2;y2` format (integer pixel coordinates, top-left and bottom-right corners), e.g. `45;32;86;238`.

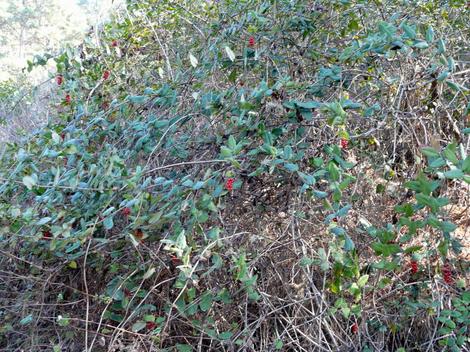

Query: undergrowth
0;0;469;351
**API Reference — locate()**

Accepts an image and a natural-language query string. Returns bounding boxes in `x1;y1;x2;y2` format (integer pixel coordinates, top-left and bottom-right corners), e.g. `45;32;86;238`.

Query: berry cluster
442;263;453;285
340;138;349;149
410;260;418;274
225;178;235;191
248;36;255;47
122;207;131;217
146;321;157;330
103;70;110;80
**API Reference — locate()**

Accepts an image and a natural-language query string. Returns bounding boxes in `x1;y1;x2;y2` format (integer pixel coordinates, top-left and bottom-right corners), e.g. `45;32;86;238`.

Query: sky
0;0;122;81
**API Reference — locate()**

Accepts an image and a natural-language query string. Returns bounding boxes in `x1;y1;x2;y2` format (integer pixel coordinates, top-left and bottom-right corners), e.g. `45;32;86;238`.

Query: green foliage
0;0;469;351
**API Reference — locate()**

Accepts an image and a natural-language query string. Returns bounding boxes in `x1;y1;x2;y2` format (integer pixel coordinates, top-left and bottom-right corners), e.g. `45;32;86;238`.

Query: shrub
0;1;469;351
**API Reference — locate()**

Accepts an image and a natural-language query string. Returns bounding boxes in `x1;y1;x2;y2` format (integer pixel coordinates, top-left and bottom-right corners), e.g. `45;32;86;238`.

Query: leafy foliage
0;0;469;351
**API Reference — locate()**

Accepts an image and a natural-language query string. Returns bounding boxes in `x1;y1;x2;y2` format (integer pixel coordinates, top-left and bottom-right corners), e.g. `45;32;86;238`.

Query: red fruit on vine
225;178;235;191
111;40;118;47
134;229;144;240
103;70;110;80
42;230;52;239
442;263;453;285
351;323;359;334
56;75;63;85
248;36;255;47
410;260;418;274
340;138;349;149
146;321;157;330
122;207;131;217
65;94;71;104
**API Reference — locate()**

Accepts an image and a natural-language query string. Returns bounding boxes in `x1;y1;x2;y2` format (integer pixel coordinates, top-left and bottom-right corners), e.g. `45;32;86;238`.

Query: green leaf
378;21;396;38
446;81;468;92
295;101;322;109
189;53;198;68
300;257;315;266
464;175;470;184
220;146;232;157
143;267;156;280
413;40;429;49
176;344;193;352
37;217;52;225
103;216;114;230
199;292;213;312
344;235;355;251
22;175;37;190
313;190;328;199
425;26;434;42
371;243;401;256
421;147;440;158
20;314;33;325
217;288;232;304
284;163;299;172
443;169;464;179
64;144;78;154
401;22;416;39
57;316;70;327
462;156;470;172
443;144;459;164
437;39;446;53
275;339;283;350
218;331;233;340
429;157;446;168
228;135;237;150
225;46;236;62
437;71;450;82
357;274;369;288
327;162;340;181
128;95;146;104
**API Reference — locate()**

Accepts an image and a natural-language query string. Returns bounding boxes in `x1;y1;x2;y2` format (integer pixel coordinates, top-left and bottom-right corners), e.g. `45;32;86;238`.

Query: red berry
225;178;235;191
65;94;71;104
410;260;418;274
42;230;52;239
442;263;453;285
340;138;349;149
248;36;255;47
111;40;118;47
103;70;110;80
56;75;63;85
332;217;338;223
351;323;359;334
122;207;131;217
134;229;144;240
146;321;157;330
